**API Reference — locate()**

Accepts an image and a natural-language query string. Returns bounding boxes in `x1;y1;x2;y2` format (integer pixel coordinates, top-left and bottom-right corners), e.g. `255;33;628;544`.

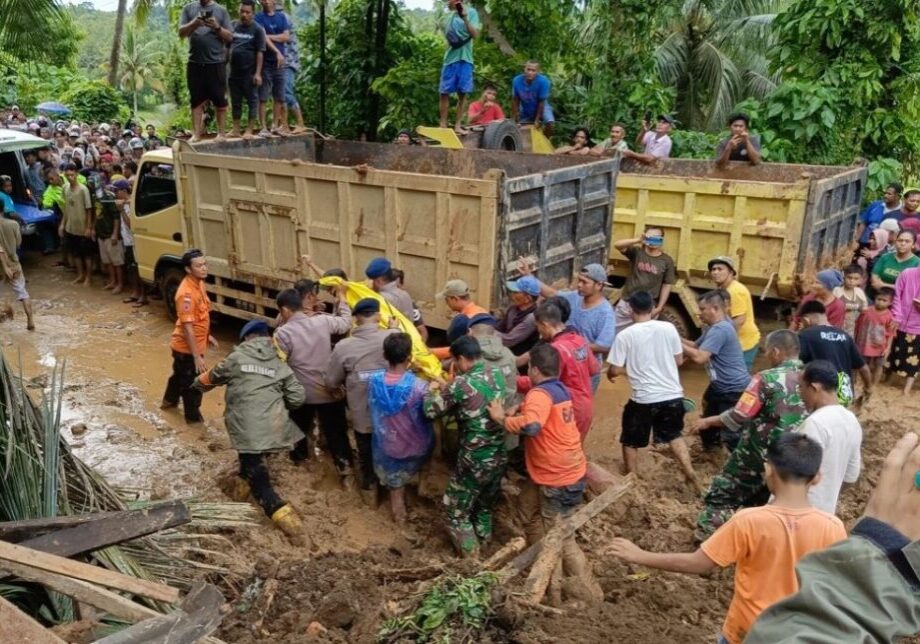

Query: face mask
645;235;663;247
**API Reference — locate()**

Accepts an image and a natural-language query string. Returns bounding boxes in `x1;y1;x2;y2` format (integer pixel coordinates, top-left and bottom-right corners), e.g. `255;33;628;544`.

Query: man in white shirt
623;114;673;165
607;291;699;490
796;359;862;514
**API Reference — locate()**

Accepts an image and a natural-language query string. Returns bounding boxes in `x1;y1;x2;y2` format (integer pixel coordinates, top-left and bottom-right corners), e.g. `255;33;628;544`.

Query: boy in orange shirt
606;433;846;644
489;343;600;601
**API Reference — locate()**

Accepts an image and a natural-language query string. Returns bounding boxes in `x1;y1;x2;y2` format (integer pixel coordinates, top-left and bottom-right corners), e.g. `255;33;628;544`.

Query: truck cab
0;148;56;238
129;147;185;316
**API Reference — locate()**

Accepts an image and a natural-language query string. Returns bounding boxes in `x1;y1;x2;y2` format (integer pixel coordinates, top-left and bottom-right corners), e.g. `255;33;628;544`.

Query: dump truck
610;158;867;336
129;134;619;327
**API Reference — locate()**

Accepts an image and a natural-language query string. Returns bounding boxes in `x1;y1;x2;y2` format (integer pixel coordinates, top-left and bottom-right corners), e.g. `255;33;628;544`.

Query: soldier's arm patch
734;390;762;418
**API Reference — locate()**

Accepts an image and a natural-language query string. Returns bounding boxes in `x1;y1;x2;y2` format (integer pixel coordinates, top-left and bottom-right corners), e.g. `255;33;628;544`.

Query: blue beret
365;257;392;279
468;313;497;327
353;298;380;316
240;319;269;340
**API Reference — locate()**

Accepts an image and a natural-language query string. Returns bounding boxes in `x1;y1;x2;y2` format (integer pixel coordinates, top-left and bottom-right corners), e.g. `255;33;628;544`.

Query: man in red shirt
489;343;600;602
517;298;598;440
467;83;505;126
162;249;218;423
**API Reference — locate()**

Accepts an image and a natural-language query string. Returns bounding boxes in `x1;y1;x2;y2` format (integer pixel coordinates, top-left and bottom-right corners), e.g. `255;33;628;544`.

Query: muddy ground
3;254;919;643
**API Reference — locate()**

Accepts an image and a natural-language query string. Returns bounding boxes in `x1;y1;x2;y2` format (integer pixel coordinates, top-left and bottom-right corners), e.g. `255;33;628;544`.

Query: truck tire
659;304;694;340
480;120;522;151
159;267;186;321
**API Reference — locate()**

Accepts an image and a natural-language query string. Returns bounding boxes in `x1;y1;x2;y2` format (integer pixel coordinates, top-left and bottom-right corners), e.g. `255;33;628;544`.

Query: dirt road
4;255;919;643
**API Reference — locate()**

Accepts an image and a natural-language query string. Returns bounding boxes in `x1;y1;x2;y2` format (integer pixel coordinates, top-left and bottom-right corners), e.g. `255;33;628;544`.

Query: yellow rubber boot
271;504;308;546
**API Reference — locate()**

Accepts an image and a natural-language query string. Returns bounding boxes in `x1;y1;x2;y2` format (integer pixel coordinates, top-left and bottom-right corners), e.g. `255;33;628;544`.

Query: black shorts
64;232;95;258
187;62;228;109
620;398;685;448
701;386;746;450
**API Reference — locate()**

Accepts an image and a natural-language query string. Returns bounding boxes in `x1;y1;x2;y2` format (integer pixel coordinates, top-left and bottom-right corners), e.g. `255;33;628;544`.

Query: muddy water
1;255;249;498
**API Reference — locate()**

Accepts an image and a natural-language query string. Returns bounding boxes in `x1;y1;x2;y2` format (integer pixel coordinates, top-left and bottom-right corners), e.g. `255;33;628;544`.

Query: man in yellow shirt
709;256;761;371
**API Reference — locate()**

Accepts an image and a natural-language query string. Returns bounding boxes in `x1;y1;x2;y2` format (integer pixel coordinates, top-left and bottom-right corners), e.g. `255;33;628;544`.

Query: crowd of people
156;180;920;640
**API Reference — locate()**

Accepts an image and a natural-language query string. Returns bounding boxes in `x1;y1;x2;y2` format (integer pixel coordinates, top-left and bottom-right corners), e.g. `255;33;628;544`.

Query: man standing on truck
274;286;356;488
622;115;673;164
162;249;218;424
227;0;266;139
366;257;429;341
438;0;480;133
518;261;615;391
714;113;761;169
511;61;554;135
708;256;761;371
612;227;677;333
255;0;290;137
178;0;233;141
682;290;752;452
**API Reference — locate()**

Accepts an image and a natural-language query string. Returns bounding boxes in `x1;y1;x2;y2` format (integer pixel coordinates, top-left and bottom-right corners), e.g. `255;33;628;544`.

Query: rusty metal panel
799;166;867;275
501;157;618;291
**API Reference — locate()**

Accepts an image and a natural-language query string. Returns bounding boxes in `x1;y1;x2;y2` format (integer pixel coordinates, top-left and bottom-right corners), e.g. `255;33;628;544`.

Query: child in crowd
424;336;507;556
606;433;846;644
833;264;867;336
791;269;845;330
367;333;435;525
855;286;898;383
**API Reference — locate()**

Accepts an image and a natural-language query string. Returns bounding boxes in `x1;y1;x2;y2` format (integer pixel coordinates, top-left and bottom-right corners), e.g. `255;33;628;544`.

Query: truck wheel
159;267;185;321
481;120;522;151
658;304;694;340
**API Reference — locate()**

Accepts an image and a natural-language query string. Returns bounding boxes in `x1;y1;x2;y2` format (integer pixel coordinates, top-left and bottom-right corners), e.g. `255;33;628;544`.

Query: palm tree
116;27;165;116
108;0;129;86
655;0;785;131
0;0;66;61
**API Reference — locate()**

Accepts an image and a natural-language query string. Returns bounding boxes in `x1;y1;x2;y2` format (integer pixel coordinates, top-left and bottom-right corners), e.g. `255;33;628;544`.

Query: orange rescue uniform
170;276;211;355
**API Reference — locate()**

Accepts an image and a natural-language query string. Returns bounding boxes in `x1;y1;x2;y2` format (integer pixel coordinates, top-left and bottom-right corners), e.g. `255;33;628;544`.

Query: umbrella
0;129;49;153
36;101;71;116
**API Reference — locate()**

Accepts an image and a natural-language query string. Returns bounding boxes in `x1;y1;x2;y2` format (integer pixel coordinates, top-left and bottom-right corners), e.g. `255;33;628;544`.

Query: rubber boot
271;504;308;546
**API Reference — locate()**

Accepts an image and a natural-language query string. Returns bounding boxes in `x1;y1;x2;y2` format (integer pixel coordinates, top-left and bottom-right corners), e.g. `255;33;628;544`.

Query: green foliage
671;129;722;159
4;63;83;113
60;80;130;123
867;158;903;198
0;0;71;64
378;572;498;643
372;33;443;136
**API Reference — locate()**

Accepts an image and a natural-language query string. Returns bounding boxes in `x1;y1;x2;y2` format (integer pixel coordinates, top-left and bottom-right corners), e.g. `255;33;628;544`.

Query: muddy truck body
129;135;619;326
610;158;867;336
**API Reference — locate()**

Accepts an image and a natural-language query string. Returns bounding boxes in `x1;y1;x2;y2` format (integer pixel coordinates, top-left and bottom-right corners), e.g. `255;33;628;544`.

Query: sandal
132;300;149;308
122;297;139;303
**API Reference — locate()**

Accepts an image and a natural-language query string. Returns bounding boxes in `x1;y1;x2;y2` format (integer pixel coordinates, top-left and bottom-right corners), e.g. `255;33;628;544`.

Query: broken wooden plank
0;595;68;644
93;582;225;644
0;513;120;543
482;537;526;571
499;473;636;580
521;533;562;604
20;502;191;559
0;540;180;604
0;556;160;622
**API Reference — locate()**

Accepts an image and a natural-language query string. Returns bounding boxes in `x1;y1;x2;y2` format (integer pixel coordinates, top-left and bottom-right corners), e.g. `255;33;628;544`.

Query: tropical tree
115;27;165;116
107;0;129;85
0;0;79;65
655;0;785;131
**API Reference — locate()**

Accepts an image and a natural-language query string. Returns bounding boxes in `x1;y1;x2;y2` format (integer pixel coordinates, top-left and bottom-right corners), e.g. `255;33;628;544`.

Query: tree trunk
133;87;138;118
107;0;129;86
366;0;390;141
318;0;327;133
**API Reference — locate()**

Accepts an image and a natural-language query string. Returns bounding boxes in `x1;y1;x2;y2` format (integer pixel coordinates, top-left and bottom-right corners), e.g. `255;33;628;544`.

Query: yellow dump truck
610;158;867;335
129;135;619;326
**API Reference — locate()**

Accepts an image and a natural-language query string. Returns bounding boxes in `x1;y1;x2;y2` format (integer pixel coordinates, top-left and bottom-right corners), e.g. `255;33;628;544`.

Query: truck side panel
611;174;812;299
178;150;500;324
798;167;866;277
503;159;617;289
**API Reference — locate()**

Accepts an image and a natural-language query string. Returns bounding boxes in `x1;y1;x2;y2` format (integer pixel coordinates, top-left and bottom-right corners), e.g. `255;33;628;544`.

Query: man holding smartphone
439;0;481;133
179;0;233;141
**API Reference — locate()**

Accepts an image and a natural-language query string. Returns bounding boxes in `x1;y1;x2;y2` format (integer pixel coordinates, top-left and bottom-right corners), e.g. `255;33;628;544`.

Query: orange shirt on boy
700;505;846;644
504;378;586;487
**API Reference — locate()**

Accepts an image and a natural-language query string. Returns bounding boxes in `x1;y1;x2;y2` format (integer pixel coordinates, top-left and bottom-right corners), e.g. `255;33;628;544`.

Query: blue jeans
284;66;300;110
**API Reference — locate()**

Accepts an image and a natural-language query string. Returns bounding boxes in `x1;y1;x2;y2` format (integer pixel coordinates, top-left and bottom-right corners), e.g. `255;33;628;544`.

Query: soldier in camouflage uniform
692;330;807;540
424;336;507;556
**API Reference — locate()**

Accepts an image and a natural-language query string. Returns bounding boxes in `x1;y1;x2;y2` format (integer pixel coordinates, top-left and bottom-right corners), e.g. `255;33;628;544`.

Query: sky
72;0;434;12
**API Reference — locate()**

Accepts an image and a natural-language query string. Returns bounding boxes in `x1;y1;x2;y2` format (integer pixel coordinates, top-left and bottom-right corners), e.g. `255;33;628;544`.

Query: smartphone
199;9;212;19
